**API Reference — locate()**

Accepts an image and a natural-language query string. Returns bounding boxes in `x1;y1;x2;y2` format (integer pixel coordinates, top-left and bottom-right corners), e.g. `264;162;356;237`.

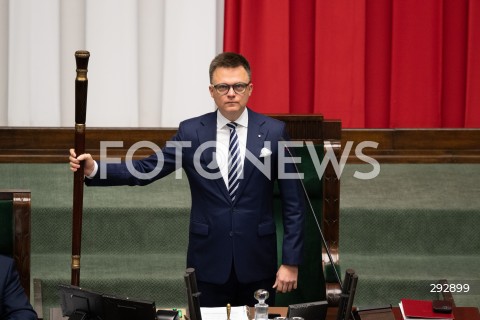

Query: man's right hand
69;149;95;177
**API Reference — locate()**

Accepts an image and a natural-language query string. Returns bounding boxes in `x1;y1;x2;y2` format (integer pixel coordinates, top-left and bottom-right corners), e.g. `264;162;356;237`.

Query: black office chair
0;189;32;298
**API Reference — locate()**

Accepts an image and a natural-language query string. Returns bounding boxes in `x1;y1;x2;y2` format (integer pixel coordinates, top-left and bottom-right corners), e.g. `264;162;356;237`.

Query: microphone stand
280;139;343;287
280;139;357;320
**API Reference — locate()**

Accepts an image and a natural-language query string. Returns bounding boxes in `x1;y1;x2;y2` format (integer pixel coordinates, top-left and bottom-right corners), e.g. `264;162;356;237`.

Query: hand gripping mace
71;50;90;286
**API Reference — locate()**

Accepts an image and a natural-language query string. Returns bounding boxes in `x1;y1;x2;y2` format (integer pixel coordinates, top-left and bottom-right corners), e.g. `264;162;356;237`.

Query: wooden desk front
50;306;480;320
268;306;480;320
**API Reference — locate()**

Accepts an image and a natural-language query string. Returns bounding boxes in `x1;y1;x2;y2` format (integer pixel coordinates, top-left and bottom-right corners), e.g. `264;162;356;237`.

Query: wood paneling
342;129;480;163
1;126;479;163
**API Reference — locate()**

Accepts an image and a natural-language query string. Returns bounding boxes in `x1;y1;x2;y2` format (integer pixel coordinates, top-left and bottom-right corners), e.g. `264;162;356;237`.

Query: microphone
278;137;343;288
279;137;358;320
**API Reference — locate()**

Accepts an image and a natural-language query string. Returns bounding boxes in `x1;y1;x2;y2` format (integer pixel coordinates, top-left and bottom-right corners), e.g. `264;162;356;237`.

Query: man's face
209;66;253;121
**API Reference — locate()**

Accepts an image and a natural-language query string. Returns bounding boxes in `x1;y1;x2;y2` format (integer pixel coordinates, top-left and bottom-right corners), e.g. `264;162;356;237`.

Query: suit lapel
197;112;231;202
234;109;268;204
197;113;216;167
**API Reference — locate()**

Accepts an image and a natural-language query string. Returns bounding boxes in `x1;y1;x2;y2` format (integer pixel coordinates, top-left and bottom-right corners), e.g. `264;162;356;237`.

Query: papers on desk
399;299;454;320
200;305;249;320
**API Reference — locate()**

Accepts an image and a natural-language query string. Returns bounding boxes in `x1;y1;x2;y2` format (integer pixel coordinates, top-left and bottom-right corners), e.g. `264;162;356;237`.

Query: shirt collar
216;108;249;129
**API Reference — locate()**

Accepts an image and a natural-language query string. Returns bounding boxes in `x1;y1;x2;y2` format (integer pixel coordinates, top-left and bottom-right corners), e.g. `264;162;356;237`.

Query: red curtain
224;0;480;128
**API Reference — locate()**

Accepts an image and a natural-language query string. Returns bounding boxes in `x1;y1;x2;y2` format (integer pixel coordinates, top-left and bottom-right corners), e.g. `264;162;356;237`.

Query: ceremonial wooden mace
71;50;90;286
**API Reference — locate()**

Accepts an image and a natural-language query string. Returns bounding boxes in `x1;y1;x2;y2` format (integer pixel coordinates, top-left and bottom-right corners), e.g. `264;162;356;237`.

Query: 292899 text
430;283;470;293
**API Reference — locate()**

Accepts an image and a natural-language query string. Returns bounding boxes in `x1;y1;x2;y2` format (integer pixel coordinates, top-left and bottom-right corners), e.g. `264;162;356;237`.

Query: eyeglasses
211;82;251;95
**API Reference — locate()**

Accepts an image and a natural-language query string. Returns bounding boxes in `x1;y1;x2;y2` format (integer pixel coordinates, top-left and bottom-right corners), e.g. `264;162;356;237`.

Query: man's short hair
209;52;251;83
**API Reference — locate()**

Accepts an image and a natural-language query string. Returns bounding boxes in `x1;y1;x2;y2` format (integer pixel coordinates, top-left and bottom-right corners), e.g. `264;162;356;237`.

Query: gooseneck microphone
279;138;358;320
279;137;343;288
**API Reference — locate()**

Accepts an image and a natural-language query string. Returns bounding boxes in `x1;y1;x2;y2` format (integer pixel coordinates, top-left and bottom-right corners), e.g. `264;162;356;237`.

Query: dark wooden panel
0;127;177;163
1;127;479;163
269;114;324;142
342;129;480;163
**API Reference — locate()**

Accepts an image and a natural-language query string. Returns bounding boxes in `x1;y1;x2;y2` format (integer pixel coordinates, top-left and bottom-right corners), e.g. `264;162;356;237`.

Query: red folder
401;299;454;319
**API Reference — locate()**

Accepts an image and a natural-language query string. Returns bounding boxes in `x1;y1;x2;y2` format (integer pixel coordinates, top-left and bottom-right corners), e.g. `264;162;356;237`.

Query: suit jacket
87;108;305;284
0;255;37;320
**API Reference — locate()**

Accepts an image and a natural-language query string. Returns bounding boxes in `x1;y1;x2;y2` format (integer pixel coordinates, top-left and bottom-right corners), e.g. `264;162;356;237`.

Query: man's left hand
272;264;298;293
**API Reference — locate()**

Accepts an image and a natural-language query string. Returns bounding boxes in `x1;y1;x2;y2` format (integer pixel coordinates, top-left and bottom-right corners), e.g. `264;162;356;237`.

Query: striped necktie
227;122;240;201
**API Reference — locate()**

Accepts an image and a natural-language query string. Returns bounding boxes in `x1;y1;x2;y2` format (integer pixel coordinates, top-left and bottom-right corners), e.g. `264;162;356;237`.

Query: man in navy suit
70;52;305;307
0;255;37;320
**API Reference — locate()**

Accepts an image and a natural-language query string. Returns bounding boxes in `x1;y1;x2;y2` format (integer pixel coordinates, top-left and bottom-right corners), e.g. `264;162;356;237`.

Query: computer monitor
58;284;104;320
287;300;328;320
102;294;157;320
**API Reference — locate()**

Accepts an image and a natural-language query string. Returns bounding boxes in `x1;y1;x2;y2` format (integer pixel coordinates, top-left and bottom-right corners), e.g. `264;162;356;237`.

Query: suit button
229;231;233;237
